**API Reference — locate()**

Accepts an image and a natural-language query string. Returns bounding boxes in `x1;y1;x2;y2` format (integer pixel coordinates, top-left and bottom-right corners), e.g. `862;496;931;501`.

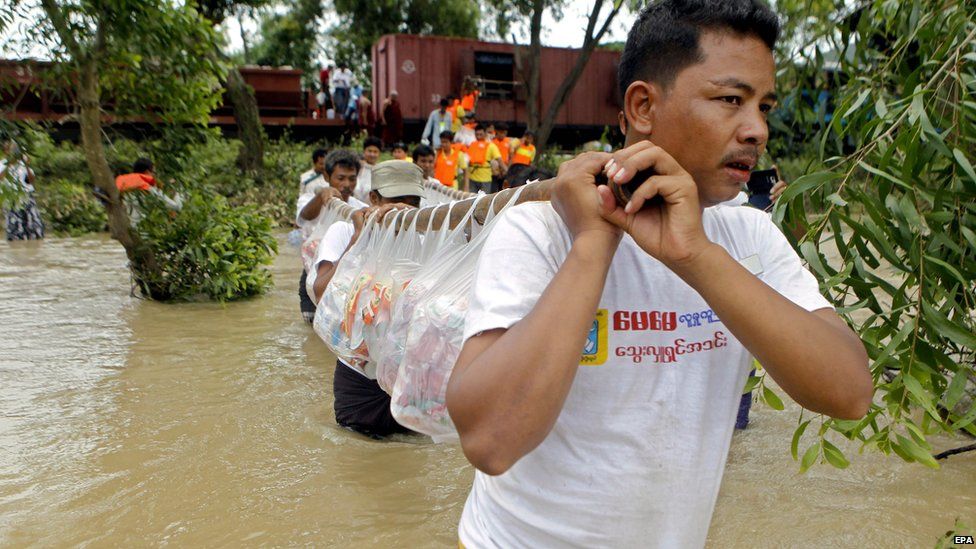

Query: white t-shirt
458;202;831;548
332;68;353;89
299;168;326;196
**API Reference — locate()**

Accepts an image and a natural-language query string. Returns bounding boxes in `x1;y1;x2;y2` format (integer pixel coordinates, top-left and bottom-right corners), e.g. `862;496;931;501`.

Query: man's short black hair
439;98;449;108
133;157;153;174
312;148;328;163
363;136;383;150
617;0;780;99
392;141;406;151
325;149;361;175
495;122;508;132
412;144;435;162
439;130;454;140
474;124;486;132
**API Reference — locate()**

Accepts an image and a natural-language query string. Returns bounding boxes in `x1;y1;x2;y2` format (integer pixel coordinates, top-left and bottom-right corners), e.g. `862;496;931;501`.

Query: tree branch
39;0;84;60
934;443;976;461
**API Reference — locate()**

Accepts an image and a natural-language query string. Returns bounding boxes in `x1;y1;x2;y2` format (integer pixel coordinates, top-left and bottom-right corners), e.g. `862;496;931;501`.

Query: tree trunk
77;60;161;288
534;0;621;151
525;0;545;132
225;66;265;178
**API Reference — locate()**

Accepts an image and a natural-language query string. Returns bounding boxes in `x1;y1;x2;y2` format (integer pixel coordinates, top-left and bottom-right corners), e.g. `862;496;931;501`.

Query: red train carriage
372;34;622;146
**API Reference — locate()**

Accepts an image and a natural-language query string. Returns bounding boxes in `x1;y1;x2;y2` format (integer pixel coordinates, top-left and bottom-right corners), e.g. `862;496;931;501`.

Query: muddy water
1;235;973;547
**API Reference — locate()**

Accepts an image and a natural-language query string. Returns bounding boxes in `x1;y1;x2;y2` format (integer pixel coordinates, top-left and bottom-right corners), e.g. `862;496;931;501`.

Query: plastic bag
389;188;525;441
341;208;412;363
313;210;382;372
359;210;425;368
374;200;478;393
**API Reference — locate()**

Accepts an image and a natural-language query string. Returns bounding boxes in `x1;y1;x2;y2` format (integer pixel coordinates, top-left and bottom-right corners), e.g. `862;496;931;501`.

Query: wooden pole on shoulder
324;178;555;231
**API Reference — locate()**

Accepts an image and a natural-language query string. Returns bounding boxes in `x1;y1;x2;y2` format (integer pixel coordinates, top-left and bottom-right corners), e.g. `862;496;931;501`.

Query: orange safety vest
115;172;155;191
511;144;536;165
492;137;511;164
461;90;479;112
434;149;461;188
467;139;490;165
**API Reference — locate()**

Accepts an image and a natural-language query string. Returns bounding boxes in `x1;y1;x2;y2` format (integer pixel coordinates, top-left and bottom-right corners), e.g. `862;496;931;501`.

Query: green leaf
843;89;871;118
761;384;785;411
822;439;850;469
924;255;969;287
895;434;939;469
945;370;970;409
953;148;976;185
791;419;811;461
799;441;821;473
921;301;976;350
901;374;941;420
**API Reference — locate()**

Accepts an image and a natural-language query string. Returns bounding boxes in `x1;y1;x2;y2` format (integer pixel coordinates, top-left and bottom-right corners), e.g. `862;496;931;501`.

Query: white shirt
354;163;375;204
458;202;831;548
299;168;326;196
332;68;353;89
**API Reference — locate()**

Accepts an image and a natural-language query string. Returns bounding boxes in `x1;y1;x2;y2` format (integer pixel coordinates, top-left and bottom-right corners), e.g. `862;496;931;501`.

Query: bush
133;191;278;302
33;178;108;236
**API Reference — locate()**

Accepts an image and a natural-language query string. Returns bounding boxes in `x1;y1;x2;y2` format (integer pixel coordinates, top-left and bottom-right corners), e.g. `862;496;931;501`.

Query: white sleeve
296;192;315;227
462;204;566;342
755;215;833;312
315;222;354;267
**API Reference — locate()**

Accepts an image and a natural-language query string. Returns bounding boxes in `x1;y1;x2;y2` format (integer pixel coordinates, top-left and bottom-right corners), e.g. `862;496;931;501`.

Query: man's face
329;165;359;201
475;129;486;141
440;140;452;152
638;32;776;207
392;148;406;160
416;154;435;178
313;156;326;173
363;145;380;165
496;130;508;139
523;134;534;146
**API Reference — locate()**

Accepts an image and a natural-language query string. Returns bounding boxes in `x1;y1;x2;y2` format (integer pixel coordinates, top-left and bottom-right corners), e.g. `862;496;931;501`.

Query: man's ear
623;80;661;137
368;190;381;206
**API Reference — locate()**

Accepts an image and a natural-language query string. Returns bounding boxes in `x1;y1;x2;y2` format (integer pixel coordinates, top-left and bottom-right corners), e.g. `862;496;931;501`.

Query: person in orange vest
434;130;466;189
114;158;182;223
460;76;479;114
491;122;513;193
510;131;537;166
115;157;159;192
465;124;501;193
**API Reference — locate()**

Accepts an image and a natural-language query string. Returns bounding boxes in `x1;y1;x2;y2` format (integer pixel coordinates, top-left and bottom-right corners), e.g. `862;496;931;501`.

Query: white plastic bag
389;188;525;441
374;200;478;394
313;210;383;371
342;208;411;363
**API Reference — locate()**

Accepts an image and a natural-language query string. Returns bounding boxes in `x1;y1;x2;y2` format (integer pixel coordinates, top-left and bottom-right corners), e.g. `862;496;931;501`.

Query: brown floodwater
1;234;973;547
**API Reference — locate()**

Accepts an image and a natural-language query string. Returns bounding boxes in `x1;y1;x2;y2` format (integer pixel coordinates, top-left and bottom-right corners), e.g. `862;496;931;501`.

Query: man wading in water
312;161;423;437
445;1;873;546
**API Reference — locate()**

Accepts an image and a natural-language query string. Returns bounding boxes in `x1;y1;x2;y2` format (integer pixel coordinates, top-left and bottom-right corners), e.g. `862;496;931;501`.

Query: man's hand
550;151;621;244
349;203;409;246
318;186;342;203
598;142;712;268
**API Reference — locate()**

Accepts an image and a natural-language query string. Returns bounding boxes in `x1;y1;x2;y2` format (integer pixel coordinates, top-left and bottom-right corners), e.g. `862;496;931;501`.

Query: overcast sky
3;3;635;62
218;3;635;66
